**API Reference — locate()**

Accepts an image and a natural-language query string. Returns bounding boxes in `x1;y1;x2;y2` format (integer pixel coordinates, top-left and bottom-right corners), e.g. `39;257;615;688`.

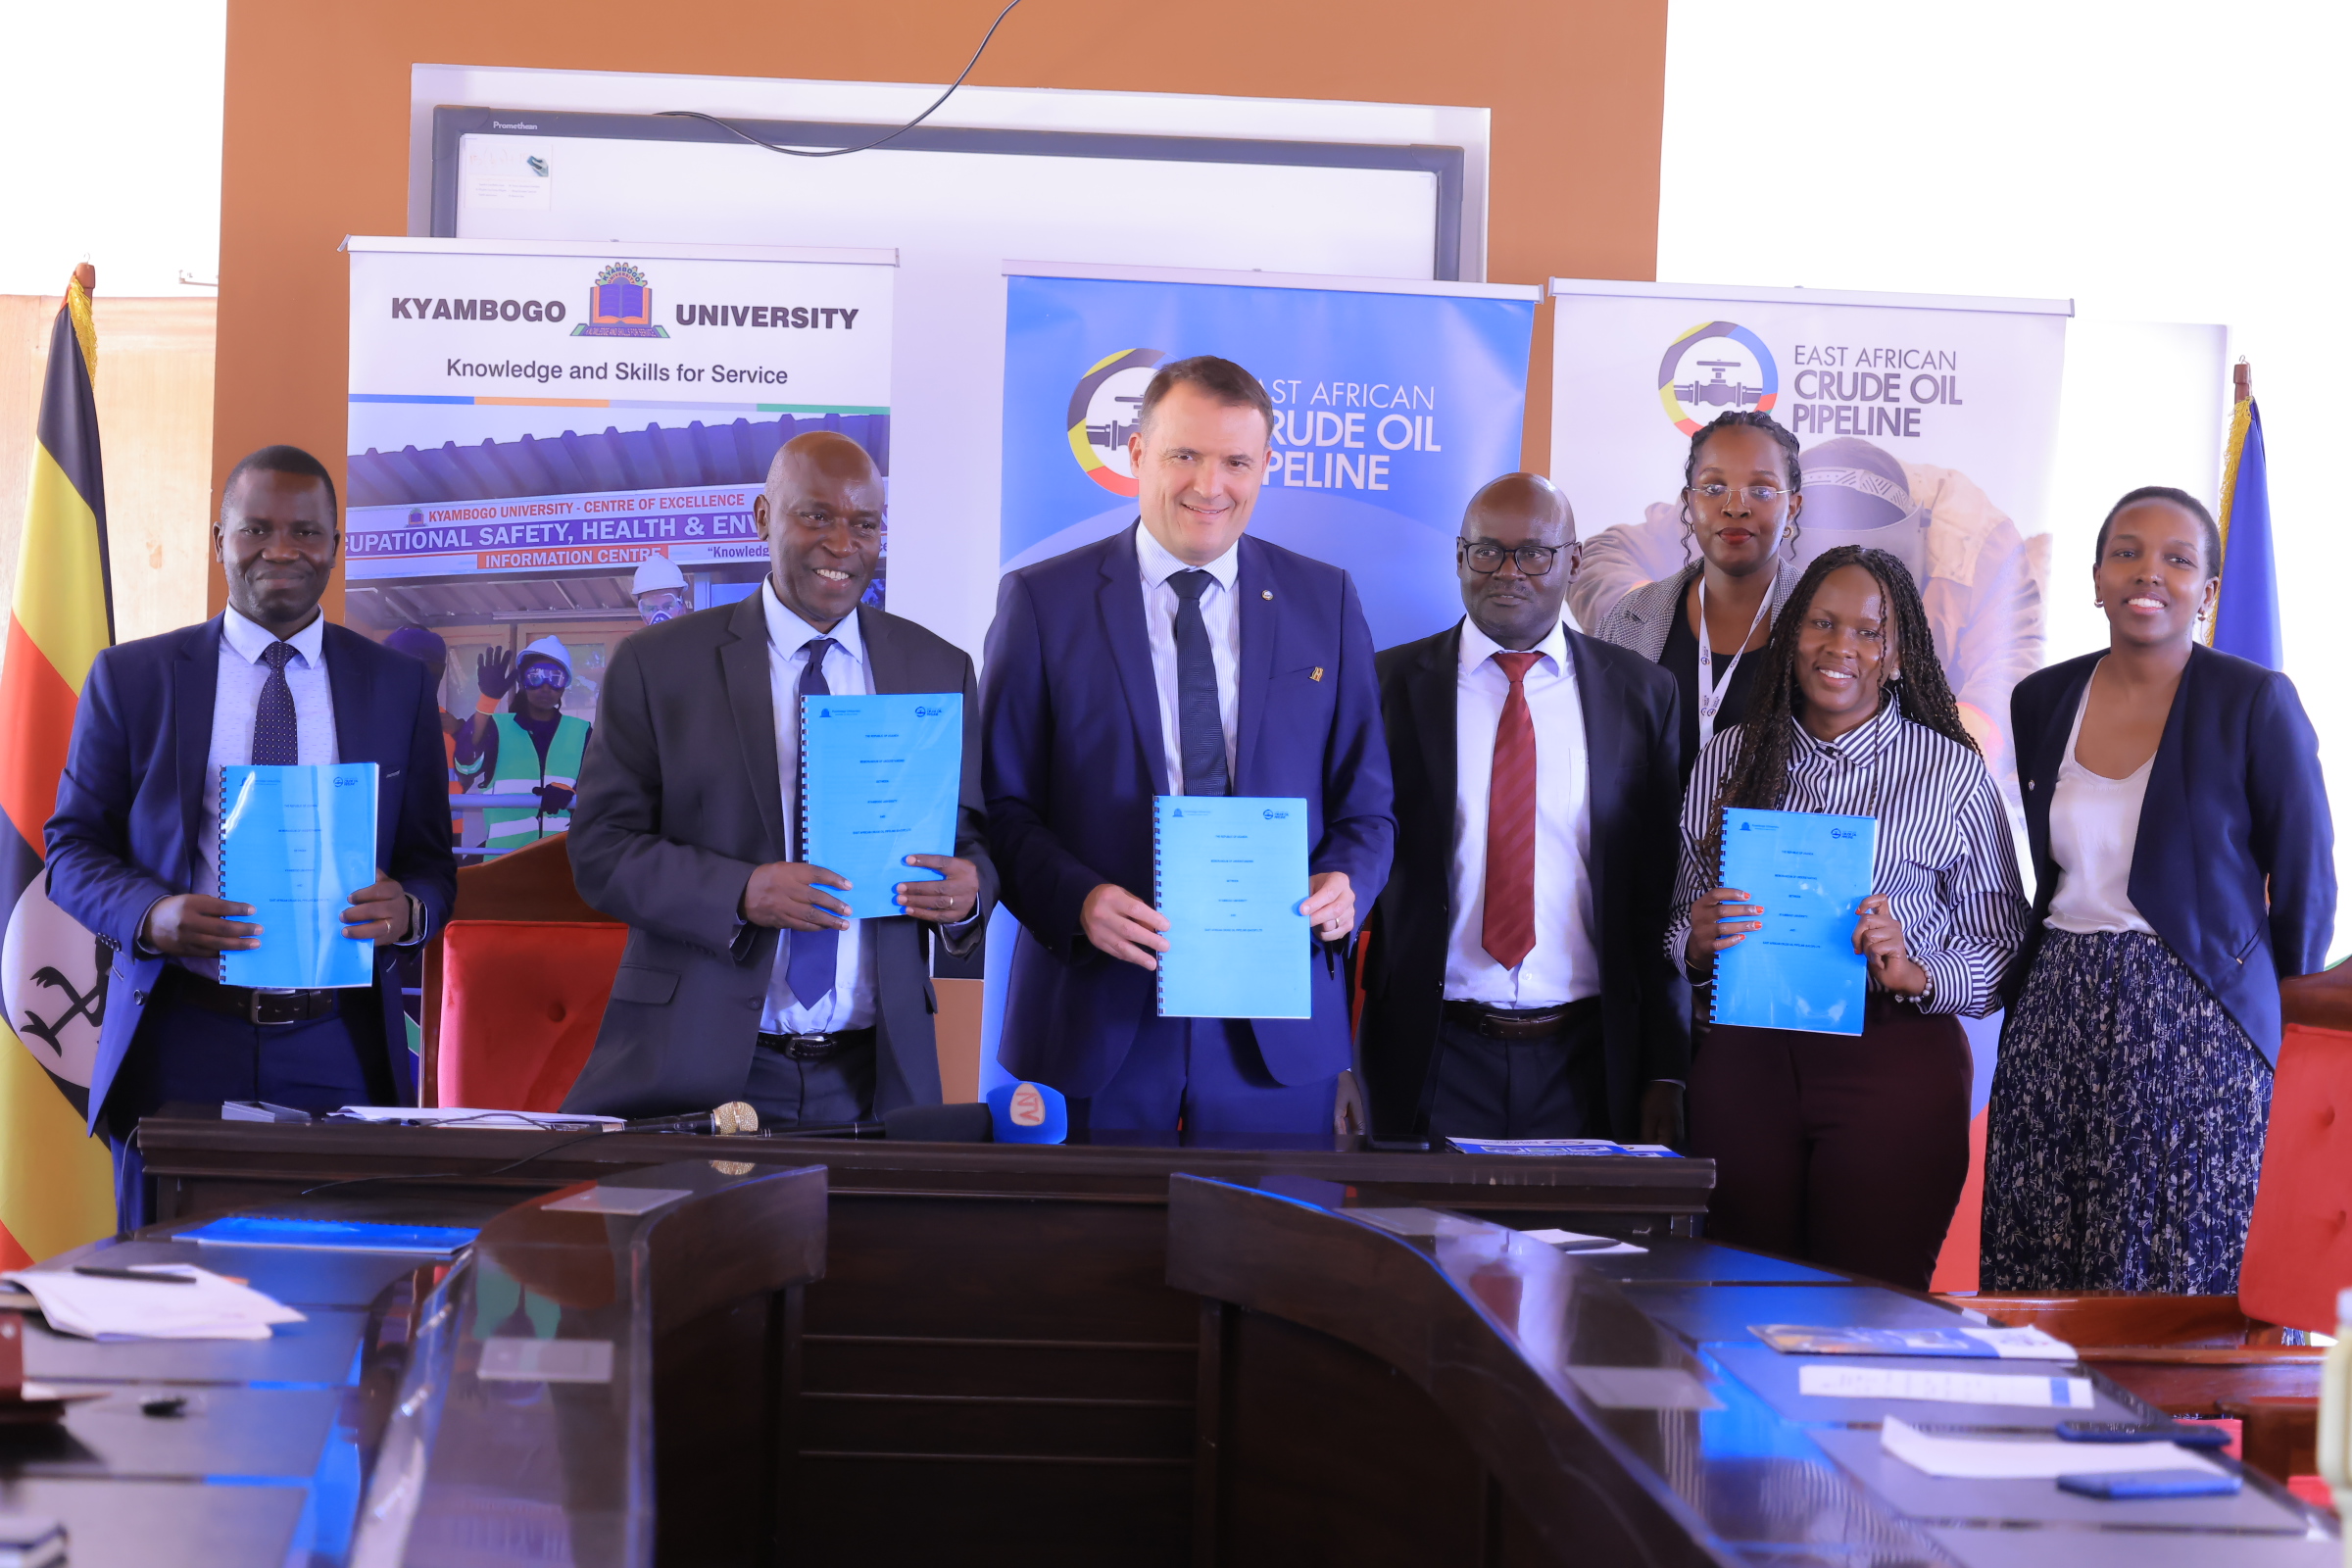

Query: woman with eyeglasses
1595;411;1804;778
1982;488;2334;1294
455;634;595;851
1673;545;2028;1289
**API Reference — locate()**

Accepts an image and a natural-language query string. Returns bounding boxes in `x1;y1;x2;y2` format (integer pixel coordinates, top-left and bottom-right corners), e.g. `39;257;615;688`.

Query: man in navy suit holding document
563;432;994;1127
982;357;1395;1139
45;446;458;1229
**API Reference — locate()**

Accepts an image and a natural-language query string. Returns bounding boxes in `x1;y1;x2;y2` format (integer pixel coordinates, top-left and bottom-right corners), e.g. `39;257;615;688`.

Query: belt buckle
251;990;314;1026
782;1032;832;1061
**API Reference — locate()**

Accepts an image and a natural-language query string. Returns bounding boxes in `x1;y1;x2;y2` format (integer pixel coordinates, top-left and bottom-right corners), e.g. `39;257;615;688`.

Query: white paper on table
1880;1416;2221;1479
1799;1365;2094;1408
335;1105;621;1130
1521;1228;1649;1257
1348;1208;1491;1239
2;1264;306;1342
543;1187;693;1217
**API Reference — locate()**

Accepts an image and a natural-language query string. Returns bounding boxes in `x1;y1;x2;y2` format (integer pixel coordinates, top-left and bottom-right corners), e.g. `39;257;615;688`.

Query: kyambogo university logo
1656;319;1779;435
573;262;668;339
1065;348;1165;496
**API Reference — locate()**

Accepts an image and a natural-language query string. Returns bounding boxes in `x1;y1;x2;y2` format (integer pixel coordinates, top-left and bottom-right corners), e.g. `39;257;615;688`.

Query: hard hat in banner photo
519;635;575;677
630;555;686;598
2;875;109;1092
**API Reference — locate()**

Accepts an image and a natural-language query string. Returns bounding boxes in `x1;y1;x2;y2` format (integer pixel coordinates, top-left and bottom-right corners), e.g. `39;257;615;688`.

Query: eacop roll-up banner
1000;264;1542;649
341;236;895;725
1547;279;2071;784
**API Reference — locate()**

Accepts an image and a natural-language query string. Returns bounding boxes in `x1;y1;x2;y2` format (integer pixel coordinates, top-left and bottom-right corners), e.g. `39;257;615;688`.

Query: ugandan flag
0;267;120;1266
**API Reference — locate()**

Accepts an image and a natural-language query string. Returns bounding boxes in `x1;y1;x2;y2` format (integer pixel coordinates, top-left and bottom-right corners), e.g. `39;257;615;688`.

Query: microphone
618;1102;760;1136
764;1102;995;1143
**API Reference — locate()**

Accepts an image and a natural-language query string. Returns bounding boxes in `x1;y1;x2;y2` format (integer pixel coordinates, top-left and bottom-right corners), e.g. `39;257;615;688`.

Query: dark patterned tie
1167;570;1229;797
786;637;839;1008
252;643;299;765
1482;651;1541;970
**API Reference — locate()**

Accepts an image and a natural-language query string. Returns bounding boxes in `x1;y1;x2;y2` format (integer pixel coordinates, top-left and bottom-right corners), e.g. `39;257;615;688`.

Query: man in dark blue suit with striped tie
982;357;1396;1140
44;446;457;1228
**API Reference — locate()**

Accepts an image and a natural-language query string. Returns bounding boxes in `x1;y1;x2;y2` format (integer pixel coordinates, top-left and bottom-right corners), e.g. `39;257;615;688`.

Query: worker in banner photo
631;554;691;626
457;636;593;850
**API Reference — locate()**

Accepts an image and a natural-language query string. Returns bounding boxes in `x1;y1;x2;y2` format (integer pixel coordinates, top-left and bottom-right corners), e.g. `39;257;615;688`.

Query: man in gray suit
563;432;994;1124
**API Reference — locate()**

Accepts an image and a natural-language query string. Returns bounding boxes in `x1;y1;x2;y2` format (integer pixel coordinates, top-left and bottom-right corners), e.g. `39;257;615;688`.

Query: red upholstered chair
422;834;627;1112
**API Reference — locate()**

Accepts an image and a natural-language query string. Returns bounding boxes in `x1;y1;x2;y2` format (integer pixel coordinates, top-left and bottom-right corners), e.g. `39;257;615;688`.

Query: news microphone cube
986;1081;1067;1145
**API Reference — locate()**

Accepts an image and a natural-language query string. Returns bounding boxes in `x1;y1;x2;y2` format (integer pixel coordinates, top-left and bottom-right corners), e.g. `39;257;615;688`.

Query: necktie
786;637;839;1009
1482;650;1541;971
252;643;299;765
1167;570;1230;797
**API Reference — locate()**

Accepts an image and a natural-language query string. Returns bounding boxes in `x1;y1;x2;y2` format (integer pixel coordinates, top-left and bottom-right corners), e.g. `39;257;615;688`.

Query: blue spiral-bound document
802;692;963;921
1712;807;1877;1036
1154;796;1310;1019
219;763;379;990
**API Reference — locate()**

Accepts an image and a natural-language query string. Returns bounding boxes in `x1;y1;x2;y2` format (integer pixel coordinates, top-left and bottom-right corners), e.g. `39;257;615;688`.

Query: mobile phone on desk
2055;1420;2231;1448
2056;1469;2240;1499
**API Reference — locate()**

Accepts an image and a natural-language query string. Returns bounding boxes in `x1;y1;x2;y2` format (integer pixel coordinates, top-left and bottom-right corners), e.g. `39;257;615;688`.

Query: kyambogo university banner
1001;266;1541;650
342;237;894;718
1547;279;2071;777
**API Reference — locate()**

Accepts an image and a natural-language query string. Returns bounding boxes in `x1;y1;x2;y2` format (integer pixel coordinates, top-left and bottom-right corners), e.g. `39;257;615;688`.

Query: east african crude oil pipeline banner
342;237;895;715
1547;279;2071;781
1001;266;1541;649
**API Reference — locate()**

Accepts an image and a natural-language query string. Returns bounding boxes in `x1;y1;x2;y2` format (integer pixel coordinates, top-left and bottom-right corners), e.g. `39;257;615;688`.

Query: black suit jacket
1358;620;1690;1139
2012;645;2333;1066
561;593;996;1118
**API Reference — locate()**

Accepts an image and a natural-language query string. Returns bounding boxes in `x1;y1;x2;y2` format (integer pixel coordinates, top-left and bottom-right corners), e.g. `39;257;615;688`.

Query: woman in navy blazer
1982;486;2334;1295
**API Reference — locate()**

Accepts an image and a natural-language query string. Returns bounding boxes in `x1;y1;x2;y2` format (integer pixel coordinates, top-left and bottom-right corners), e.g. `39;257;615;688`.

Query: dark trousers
104;983;390;1233
1688;995;1972;1292
1427;1002;1606;1140
742;1038;876;1128
1073;1016;1334;1142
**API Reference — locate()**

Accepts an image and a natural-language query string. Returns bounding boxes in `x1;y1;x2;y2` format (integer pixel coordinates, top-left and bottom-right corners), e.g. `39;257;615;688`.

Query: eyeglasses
1688;482;1788;505
1458;539;1565;576
519;663;570;689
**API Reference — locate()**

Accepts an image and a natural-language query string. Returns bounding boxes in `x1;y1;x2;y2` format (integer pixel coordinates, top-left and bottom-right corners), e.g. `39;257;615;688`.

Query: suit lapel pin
1260;589;1272;600
1310;666;1324;682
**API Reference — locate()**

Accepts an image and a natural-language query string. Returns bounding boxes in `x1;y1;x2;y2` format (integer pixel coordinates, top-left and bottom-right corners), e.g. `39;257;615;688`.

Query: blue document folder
1712;807;1877;1036
219;763;378;990
1153;796;1311;1019
801;692;963;921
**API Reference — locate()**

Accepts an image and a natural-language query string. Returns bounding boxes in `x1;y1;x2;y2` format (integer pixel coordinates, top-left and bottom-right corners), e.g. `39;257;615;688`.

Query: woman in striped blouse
1673;545;2028;1290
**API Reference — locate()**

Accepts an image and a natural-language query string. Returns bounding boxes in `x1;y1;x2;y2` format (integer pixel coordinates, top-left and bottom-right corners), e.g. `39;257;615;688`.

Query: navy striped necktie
252;642;299;765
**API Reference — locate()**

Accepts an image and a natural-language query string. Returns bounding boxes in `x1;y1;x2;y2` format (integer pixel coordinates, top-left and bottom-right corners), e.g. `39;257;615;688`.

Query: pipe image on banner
1001;268;1540;650
1547;279;2071;793
343;238;895;855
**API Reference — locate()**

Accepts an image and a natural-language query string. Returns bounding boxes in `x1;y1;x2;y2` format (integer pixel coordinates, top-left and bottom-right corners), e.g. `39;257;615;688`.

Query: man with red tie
1359;473;1690;1146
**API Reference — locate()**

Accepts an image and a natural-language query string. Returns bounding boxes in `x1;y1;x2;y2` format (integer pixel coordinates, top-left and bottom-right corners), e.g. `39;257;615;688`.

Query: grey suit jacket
561;592;996;1119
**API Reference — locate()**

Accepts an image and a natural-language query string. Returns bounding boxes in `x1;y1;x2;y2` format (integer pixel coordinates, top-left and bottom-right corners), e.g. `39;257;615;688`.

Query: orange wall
213;0;1669;615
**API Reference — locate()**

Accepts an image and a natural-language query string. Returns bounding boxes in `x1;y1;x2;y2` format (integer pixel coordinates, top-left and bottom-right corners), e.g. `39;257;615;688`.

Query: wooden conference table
36;1113;2329;1565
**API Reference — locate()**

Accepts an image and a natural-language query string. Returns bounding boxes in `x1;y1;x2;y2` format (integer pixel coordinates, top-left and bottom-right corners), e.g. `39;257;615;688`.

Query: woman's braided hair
1700;545;1975;864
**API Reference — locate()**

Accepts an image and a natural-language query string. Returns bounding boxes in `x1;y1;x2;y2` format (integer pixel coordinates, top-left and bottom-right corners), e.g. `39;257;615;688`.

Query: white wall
1662;0;2349;957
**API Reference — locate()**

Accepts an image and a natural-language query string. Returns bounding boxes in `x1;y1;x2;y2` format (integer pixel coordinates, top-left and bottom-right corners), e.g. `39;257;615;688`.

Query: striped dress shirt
1668;699;2029;1017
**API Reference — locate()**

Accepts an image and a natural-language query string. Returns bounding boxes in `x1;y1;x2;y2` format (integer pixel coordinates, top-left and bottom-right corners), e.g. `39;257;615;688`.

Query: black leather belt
1444;997;1600;1042
163;967;345;1026
755;1026;874;1063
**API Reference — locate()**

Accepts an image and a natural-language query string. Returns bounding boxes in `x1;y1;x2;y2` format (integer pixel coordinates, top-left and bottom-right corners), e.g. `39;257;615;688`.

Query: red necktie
1483;650;1540;970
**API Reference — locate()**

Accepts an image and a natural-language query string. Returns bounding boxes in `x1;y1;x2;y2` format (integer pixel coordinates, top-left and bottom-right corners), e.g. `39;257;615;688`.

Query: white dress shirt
1445;618;1600;1007
760;580;877;1034
1135;522;1241;795
189;609;339;980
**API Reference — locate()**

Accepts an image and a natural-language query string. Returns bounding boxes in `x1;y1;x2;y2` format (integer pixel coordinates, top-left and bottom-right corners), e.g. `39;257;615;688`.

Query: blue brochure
1153;796;1311;1019
178;1215;478;1256
1712;807;1877;1036
219;763;378;990
802;692;963;921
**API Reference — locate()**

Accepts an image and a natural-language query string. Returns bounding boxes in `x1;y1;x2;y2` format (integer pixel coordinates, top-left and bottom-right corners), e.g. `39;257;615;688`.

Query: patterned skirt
1981;929;2271;1295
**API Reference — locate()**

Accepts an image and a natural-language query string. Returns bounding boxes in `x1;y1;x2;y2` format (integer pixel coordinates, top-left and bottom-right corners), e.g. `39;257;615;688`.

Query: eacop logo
1656;319;1779;435
1065;348;1165;496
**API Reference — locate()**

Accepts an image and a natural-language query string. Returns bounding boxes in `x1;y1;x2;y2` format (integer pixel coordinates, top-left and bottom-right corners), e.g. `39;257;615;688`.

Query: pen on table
73;1265;196;1285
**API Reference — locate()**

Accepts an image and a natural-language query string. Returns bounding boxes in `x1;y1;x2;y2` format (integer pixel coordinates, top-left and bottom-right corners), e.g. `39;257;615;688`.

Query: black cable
656;0;1023;160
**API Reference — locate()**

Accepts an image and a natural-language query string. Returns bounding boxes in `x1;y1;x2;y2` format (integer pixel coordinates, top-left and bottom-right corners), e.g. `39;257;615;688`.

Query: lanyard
1694;568;1776;752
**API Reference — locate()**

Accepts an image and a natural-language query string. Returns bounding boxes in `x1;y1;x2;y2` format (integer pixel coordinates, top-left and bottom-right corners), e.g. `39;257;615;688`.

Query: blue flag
2212;398;2279;668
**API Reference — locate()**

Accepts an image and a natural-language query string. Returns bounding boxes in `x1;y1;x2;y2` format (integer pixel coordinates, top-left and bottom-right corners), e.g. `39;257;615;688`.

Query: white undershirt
2045;677;2156;936
1443;617;1600;1005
